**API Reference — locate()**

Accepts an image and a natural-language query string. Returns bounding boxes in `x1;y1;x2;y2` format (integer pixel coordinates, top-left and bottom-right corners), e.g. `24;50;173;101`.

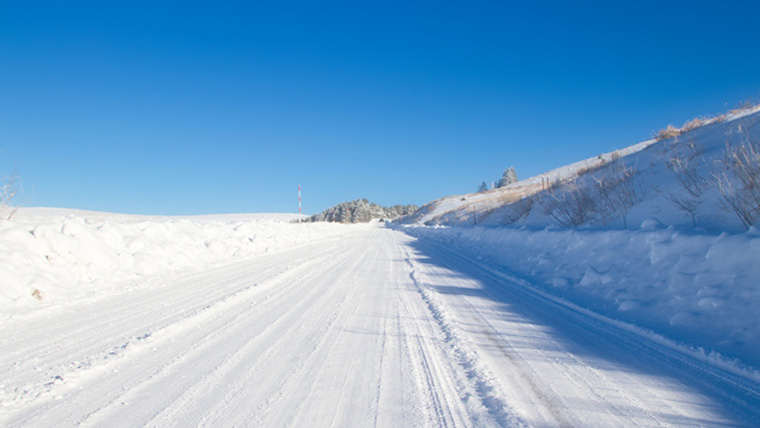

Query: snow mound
0;209;352;313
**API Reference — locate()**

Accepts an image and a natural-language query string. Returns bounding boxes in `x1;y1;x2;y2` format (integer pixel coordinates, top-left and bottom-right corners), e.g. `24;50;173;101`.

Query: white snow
395;223;760;372
0;208;352;313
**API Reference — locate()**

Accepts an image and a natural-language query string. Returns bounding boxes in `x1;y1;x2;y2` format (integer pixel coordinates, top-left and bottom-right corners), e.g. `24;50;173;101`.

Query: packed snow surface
1;218;758;426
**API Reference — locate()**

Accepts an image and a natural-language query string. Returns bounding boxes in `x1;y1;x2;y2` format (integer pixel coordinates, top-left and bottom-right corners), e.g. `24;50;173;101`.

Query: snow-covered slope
402;106;760;231
0;208;353;313
401;135;657;226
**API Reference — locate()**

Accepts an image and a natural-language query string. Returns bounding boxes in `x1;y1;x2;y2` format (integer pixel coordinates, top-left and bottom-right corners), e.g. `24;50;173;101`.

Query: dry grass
681;117;705;132
729;99;756;115
656;124;682;141
655;100;759;142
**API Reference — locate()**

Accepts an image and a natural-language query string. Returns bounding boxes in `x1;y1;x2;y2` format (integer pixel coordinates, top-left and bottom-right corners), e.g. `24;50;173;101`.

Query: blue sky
1;1;759;215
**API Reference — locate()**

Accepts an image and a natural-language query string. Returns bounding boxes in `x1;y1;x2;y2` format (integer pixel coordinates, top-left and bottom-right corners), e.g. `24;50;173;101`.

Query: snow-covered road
1;225;757;427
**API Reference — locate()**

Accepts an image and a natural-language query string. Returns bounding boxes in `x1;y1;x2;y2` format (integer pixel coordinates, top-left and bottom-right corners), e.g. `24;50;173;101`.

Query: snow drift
0;209;353;313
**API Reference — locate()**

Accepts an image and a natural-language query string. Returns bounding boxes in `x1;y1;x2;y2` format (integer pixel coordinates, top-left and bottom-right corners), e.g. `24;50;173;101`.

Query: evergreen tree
496;166;518;188
477;181;488;193
506;166;518;185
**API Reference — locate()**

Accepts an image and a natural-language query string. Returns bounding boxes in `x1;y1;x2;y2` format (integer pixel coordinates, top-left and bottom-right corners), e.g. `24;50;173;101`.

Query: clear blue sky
2;1;759;215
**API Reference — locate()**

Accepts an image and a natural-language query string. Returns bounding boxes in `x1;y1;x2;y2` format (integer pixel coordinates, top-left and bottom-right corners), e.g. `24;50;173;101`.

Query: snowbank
0;209;353;312
397;223;760;369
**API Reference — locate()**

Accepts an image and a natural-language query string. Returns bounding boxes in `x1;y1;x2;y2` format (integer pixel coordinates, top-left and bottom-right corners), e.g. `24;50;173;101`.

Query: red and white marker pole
298;185;302;214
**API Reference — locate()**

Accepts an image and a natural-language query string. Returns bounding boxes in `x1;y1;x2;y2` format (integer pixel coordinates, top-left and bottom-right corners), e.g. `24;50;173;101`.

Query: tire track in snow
266;234;407;428
197;239;375;427
83;242;363;427
401;246;522;428
396;267;476;427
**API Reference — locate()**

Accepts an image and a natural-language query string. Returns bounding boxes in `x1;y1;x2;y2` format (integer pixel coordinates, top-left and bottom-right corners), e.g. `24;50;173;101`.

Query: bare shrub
502;197;534;224
667;193;701;227
712;133;760;229
1;169;19;220
595;161;644;228
666;138;708;198
574;162;605;178
662;137;709;226
543;160;643;228
543;179;598;227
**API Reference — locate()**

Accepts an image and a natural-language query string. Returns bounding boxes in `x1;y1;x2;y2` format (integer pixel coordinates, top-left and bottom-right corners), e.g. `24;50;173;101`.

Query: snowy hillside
402;106;760;231
395;106;760;371
0;208;353;312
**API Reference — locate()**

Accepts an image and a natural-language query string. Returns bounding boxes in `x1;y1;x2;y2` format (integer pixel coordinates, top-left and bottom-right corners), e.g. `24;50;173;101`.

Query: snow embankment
397;223;760;370
0;209;353;312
